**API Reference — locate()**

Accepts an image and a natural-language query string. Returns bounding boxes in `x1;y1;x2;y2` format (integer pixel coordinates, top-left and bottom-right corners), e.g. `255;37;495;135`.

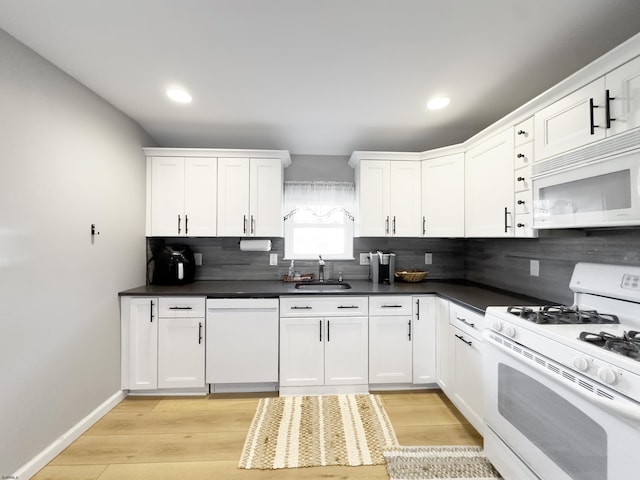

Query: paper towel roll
239;239;272;251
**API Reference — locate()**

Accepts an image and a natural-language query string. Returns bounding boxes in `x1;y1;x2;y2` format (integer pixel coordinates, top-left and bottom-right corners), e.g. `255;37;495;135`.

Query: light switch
269;253;278;266
530;259;540;277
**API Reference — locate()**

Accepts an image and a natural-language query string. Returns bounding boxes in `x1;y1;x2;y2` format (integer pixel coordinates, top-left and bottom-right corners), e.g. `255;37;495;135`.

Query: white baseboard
13;390;126;480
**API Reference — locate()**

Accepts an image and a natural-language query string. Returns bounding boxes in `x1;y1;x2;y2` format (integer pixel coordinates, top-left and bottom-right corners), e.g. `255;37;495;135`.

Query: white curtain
284;181;355;220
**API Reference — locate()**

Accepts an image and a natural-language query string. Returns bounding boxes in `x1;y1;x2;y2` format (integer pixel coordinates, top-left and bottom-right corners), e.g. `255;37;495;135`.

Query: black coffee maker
151;244;196;285
369;251;396;284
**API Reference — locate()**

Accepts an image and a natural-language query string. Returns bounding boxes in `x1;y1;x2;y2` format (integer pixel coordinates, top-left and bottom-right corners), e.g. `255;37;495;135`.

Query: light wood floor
32;390;481;480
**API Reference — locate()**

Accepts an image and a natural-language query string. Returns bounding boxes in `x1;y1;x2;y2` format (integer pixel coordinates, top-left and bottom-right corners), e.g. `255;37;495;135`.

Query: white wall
0;29;153;474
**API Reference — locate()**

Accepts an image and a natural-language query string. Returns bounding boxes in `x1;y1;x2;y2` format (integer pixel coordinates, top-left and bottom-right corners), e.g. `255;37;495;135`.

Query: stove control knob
572;356;590;372
597;367;618;385
492;321;503;332
503;326;516;338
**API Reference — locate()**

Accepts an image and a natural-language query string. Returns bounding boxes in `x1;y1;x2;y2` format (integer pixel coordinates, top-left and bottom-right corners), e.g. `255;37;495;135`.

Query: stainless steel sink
294;281;352;291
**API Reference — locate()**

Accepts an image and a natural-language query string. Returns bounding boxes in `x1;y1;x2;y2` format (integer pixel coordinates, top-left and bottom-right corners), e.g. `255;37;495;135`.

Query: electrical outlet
269;253;278;266
424;253;433;265
360;253;370;265
530;259;540;277
194;252;203;266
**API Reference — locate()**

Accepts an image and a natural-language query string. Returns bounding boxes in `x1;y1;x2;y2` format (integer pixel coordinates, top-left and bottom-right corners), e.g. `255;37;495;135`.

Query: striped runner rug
384;446;503;479
239;394;399;469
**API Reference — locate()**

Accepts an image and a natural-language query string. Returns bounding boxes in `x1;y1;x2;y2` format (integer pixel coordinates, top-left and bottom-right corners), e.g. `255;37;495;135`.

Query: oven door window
498;363;606;480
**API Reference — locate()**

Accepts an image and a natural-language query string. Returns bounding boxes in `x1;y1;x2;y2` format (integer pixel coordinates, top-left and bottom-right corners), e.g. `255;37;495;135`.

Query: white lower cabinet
447;302;485;434
368;296;413;384
412;296;436;384
121;296;206;392
435;297;453;394
279;296;368;394
205;298;279;390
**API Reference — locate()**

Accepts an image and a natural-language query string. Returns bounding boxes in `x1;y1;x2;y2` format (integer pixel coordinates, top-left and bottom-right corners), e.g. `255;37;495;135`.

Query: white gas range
483;262;640;480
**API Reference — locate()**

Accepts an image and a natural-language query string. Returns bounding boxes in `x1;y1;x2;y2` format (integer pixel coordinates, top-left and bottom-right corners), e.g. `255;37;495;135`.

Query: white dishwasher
206;298;279;392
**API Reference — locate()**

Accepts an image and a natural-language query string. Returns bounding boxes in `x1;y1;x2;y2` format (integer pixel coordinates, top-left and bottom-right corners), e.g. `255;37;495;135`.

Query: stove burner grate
579;331;640;361
507;305;620;325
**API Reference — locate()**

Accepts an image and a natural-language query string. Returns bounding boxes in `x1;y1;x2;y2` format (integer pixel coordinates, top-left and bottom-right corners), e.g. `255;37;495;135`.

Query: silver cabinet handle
385;216;390;234
198;322;203;344
415;299;420;320
392;216;396;235
169;306;193;310
408;320;412;340
337;305;359;309
243;215;247;234
291;306;312;310
177;214;181;234
250;215;255;235
381;304;403;308
185;215;189;235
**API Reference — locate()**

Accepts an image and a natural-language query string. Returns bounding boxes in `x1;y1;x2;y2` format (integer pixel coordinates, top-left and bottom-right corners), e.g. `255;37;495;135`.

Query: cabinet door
389;161;422;237
606;55;640;137
250;158;283;237
421;154;465;237
369;315;412;383
412;296;436;384
534;78;606;160
217;157;250;236
435;298;452;394
157;317;205;388
184;157;217;236
358;160;391;237
125;297;158;390
324;316;368;385
451;325;484;434
149;157;184;236
206;299;279;384
465;128;514;237
279;317;325;387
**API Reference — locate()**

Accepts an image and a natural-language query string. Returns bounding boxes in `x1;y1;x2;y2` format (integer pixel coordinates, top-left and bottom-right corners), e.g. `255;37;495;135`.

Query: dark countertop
119;279;548;314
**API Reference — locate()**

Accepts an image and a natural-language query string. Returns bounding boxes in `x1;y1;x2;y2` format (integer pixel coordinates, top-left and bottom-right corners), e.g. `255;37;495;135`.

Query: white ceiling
2;0;640;156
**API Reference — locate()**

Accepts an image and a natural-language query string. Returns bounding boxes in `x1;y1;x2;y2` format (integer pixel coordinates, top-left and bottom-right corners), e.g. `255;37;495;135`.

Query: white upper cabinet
354;157;422;237
421;153;465;237
535;55;640;160
607;55;640;136
147;156;217;237
217;157;283;237
465;128;514;237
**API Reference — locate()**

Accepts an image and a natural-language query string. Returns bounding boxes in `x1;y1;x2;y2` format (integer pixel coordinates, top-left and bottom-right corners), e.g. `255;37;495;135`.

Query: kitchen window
283;181;354;260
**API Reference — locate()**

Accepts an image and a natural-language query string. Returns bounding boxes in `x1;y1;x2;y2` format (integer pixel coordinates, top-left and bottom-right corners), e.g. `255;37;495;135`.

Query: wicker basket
394;270;428;282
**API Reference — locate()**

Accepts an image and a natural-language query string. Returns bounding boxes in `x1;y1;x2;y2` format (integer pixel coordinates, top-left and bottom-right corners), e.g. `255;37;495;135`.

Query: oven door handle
484;331;640;428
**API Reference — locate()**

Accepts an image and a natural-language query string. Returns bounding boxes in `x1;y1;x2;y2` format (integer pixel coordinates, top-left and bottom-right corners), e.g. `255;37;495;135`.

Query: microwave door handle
178;262;184;280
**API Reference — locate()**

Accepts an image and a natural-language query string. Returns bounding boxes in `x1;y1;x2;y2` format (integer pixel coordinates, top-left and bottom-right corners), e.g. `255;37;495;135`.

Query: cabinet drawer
279;296;368;317
449;303;484;340
515;191;532;215
514;117;534;146
158;297;205;317
514;142;533;170
514;166;532;193
369;296;413;316
514;213;536;238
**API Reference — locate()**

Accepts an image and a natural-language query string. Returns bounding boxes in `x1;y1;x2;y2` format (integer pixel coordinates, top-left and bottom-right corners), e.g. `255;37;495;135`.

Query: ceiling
2;1;640;156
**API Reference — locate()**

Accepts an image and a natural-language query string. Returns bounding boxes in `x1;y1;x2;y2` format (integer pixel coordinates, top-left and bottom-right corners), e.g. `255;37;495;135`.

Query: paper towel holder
239;239;272;251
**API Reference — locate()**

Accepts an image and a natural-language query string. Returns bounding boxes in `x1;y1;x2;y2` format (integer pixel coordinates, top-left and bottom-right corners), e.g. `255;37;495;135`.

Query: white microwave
532;146;640;229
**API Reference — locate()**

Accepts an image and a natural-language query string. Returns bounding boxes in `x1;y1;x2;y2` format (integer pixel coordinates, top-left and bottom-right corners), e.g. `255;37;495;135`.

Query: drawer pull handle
291;306;312;310
381;304;403;308
456;315;475;328
455;334;473;346
517;200;525;205
337;305;359;309
517;223;526;228
516;153;525;158
517;129;526;136
169;306;193;310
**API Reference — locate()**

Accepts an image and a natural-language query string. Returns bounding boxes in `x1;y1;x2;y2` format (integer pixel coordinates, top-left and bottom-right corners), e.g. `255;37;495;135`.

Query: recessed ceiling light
166;88;192;104
427;97;450;110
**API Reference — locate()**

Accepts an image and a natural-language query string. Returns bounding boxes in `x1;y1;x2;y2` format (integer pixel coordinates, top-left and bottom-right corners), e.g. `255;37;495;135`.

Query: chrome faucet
318;255;325;282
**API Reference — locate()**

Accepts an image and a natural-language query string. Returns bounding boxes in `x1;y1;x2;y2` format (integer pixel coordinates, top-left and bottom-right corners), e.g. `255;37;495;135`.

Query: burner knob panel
504;326;516;338
492;321;503;332
572;356;590;372
597;367;618;385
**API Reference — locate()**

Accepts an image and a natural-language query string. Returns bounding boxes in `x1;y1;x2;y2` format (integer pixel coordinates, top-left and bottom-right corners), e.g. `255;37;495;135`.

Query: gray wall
0;29;151;474
285;154;353;182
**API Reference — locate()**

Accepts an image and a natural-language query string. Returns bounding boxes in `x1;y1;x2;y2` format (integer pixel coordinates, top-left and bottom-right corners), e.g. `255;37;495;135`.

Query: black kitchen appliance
151;244;196;285
369;251;396;284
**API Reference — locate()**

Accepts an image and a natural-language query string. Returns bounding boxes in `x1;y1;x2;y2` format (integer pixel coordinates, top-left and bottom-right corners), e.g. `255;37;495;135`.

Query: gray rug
384;446;502;479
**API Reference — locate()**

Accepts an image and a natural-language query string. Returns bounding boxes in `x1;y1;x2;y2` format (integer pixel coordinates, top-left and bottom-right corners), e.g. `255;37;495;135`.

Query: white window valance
284;181;355;220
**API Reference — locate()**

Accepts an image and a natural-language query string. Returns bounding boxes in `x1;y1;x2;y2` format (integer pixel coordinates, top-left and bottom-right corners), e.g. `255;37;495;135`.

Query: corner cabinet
217;157;284;237
279;296;369;395
465;128;514;237
121;296;206;393
146;156;217;237
421;153;465;237
350;153;422;237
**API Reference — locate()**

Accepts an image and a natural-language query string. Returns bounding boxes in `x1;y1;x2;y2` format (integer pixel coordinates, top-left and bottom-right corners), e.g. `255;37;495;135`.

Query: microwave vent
533;128;640;177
